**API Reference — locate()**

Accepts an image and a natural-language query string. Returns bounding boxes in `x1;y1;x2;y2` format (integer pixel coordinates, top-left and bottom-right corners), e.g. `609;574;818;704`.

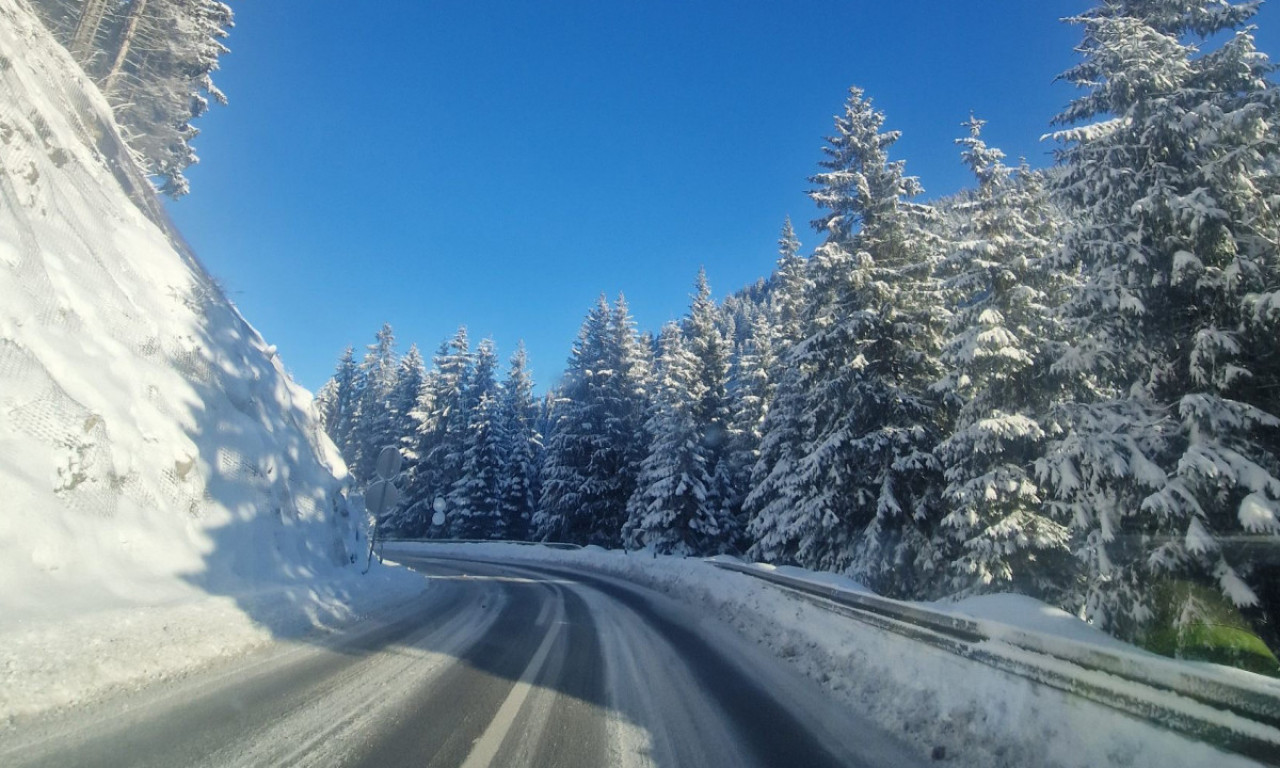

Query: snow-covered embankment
0;0;424;722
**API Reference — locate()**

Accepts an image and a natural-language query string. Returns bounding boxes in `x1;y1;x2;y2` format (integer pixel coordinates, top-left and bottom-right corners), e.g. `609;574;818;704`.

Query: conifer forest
311;3;1280;660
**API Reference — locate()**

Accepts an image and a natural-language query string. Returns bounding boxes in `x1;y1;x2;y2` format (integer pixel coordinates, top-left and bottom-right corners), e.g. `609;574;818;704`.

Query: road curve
1;555;924;767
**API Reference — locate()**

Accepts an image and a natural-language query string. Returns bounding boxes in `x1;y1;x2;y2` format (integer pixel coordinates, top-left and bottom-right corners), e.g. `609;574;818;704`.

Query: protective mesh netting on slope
0;0;362;623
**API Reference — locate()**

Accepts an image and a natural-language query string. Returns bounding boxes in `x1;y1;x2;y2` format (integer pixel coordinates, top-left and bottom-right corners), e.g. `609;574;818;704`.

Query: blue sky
166;0;1280;393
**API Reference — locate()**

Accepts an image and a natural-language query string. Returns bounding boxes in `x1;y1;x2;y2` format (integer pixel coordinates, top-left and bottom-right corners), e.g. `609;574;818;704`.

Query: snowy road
1;556;922;767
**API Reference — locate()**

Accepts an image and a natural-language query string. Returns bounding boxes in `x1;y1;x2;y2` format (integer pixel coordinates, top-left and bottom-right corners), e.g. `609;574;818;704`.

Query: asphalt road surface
1;555;924;767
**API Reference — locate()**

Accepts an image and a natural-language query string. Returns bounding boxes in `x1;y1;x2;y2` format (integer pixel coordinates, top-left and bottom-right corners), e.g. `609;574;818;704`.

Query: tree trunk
102;0;148;97
69;0;110;66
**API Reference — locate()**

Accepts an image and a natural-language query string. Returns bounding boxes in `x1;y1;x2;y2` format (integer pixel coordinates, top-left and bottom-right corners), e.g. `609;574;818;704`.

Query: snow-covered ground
0;0;426;722
385;541;1271;768
0;566;428;722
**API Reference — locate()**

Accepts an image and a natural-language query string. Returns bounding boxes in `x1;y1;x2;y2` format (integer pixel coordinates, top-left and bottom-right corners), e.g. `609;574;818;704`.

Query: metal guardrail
706;559;1280;766
379;537;582;551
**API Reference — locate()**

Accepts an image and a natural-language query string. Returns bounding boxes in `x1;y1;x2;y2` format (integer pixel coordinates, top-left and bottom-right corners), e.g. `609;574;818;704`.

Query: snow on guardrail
705;558;1280;766
379;538;583;551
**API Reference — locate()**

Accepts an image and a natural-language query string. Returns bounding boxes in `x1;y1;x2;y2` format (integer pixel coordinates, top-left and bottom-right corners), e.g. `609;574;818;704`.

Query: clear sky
165;0;1280;393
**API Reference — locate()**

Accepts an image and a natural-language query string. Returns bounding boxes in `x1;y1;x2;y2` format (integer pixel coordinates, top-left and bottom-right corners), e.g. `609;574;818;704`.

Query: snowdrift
0;0;364;626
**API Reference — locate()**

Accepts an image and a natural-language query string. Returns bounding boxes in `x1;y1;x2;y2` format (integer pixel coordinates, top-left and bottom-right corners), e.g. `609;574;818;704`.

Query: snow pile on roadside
717;557;1135;651
0;0;425;722
934;592;1137;651
385;542;1267;768
0;567;428;722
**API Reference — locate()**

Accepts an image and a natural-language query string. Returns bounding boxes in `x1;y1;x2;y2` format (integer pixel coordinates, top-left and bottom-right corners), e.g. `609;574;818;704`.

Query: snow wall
0;0;361;625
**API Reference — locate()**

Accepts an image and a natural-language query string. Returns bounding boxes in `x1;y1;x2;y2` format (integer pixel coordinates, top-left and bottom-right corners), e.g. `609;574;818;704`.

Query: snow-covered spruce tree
536;390;558;470
626;273;737;555
611;294;655;459
743;350;812;565
1040;0;1280;645
723;313;778;550
497;342;542;541
598;295;653;544
350;323;399;483
446;340;506;539
933;117;1074;600
722;284;766;350
535;296;650;546
376;344;424;534
742;223;815;567
727;220;807;541
403;327;472;537
770;217;810;350
683;269;736;541
536;298;608;544
315;346;360;471
749;87;949;597
625;324;721;554
390;344;426;460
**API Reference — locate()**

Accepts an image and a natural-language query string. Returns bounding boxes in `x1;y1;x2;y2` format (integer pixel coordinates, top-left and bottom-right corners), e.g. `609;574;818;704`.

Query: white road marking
459;588;565;768
534;593;553;628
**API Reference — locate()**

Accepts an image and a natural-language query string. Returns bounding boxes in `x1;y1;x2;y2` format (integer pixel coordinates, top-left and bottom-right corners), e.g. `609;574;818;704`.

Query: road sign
366;479;400;518
374;446;402;481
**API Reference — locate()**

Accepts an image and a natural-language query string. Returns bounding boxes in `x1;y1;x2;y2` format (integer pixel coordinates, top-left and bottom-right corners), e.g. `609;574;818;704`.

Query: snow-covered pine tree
729;220;807;547
315;346;360;471
750;87;949;597
625;273;736;555
391;344;426;459
1040;0;1280;643
770;217;810;350
721;284;766;350
625;323;724;554
933;117;1074;600
446;340;506;539
535;296;649;546
403;327;472;536
683;269;735;541
607;294;655;543
350;323;399;483
536;390;557;469
536;297;610;544
743;223;815;567
724;313;778;550
497;342;542;541
376;344;425;534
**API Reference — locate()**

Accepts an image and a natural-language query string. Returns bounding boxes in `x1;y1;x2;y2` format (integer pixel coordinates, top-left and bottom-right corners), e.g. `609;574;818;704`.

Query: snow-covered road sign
374;446;402;481
367;446;403;519
366;480;400;519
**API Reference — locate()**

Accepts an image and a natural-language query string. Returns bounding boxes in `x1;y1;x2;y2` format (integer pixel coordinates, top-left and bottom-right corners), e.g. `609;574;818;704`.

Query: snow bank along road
0;556;923;767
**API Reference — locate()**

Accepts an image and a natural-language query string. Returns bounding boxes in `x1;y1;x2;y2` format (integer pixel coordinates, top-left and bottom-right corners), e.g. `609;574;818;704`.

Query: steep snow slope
0;0;369;626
